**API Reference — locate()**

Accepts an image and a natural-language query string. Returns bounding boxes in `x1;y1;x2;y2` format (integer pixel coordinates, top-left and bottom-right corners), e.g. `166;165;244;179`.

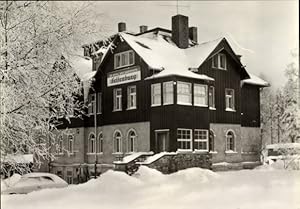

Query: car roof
23;172;57;178
22;172;67;184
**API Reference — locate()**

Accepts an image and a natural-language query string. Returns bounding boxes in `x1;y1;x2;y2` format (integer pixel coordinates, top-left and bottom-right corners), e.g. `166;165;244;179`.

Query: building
47;14;269;183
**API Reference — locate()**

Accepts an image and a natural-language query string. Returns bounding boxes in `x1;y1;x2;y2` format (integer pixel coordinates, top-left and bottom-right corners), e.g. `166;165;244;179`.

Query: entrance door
155;130;169;153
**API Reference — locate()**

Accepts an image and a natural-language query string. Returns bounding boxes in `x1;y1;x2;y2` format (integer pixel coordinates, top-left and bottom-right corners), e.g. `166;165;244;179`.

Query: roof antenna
158;1;190;15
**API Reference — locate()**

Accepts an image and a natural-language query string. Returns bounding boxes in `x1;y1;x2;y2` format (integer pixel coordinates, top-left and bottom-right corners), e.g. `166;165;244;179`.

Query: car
1;172;68;195
261;143;300;169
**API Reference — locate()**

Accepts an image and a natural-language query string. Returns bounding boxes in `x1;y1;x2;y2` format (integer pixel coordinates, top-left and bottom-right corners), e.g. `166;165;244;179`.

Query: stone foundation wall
147;153;212;174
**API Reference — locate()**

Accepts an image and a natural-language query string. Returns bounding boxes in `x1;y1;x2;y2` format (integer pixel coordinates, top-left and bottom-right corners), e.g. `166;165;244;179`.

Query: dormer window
114;50;134;69
212;53;227;70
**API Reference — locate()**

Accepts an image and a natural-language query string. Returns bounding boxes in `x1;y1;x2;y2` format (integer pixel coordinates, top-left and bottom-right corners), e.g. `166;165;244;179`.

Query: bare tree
0;1;106;175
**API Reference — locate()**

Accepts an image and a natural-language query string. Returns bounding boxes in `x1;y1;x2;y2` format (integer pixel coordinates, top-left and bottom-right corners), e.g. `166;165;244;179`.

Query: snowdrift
1;166;300;209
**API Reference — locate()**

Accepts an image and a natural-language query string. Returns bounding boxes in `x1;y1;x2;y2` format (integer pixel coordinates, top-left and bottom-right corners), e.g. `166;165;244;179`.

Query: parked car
1;172;68;195
261;143;300;169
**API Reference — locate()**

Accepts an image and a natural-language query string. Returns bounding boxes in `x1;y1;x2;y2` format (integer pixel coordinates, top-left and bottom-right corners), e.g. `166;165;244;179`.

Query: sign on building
107;67;141;87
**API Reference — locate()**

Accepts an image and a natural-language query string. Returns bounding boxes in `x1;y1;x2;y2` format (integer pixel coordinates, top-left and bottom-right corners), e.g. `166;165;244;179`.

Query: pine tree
280;51;300;143
261;50;300;145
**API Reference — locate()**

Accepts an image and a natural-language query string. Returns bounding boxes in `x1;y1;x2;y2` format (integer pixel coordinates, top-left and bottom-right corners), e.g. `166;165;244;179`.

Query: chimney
189;27;198;43
140;25;148;33
172;14;189;49
118;22;126;32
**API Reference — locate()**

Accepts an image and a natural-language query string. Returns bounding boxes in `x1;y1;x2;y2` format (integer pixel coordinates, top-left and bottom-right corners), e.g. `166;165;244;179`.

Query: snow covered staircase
114;152;212;175
113;152;154;175
138;152;212;174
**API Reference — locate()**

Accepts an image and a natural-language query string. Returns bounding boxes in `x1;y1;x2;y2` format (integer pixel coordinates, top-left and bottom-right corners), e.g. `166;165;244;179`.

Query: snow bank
132;166;166;183
2;166;300;209
1;174;21;191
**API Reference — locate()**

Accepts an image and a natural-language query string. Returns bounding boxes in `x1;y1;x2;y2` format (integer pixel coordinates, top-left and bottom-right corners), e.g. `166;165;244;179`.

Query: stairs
114;151;212;175
113;152;154;175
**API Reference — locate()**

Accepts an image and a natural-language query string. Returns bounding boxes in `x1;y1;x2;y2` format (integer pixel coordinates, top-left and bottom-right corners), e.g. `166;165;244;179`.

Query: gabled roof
134;27;171;37
92;30;260;82
120;32;220;81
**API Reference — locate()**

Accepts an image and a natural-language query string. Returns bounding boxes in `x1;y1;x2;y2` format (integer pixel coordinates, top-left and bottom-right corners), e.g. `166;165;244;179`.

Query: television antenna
158;0;190;15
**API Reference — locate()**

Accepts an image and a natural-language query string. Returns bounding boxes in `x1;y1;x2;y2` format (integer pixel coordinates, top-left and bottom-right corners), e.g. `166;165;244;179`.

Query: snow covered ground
1;165;299;209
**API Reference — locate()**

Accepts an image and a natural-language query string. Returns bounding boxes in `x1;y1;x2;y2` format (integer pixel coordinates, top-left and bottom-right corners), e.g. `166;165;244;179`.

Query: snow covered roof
185;38;224;68
119;32;217;81
68;55;94;102
69;55;93;81
242;73;269;87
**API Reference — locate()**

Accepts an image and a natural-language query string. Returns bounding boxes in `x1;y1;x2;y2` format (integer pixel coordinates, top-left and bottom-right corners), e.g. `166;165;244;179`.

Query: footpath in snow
1;165;300;209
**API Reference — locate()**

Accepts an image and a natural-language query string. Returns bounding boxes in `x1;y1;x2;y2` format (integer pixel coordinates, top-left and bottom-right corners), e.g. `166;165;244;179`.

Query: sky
91;1;298;89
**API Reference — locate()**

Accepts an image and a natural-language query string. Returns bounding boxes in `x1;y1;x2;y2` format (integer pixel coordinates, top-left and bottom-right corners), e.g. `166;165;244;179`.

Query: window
127;86;136;109
97;92;102;114
114;50;135;69
88;93;95;114
209;86;215;109
225;89;235;111
68;135;74;154
89;133;96;153
194;130;208;151
209;130;215;151
194;84;207;106
177;129;192;151
151;83;161;106
58;136;63;154
219;54;226;69
97;132;103;153
113;131;122;153
113;88;122;111
177;82;192;105
127;130;137;153
212;53;227;70
66;170;73;184
226;131;235;151
212;55;218;68
163;82;173;105
93;55;102;72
